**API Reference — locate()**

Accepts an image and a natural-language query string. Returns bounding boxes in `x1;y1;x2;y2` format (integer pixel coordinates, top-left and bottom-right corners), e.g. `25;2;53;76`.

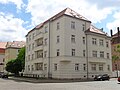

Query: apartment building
24;8;112;79
0;42;7;72
111;27;120;71
5;41;25;66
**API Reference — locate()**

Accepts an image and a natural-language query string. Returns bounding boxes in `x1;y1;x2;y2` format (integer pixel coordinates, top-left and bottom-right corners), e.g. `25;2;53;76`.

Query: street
0;78;120;90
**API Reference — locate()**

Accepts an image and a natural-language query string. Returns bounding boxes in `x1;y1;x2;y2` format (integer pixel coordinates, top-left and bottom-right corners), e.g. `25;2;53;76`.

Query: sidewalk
8;76;94;83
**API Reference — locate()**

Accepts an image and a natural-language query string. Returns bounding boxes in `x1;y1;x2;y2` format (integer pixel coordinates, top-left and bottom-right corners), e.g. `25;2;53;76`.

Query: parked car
94;74;110;81
0;72;8;78
118;77;120;82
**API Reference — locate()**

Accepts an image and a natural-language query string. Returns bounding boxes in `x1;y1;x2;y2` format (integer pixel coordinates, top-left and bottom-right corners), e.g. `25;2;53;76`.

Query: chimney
117;27;119;37
101;28;103;31
110;29;113;37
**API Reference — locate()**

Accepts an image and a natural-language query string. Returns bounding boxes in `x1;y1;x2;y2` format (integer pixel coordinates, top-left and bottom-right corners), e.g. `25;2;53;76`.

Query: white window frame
72;49;75;56
71;35;75;43
75;64;79;71
92;38;97;45
71;21;75;29
91;64;96;71
100;51;104;58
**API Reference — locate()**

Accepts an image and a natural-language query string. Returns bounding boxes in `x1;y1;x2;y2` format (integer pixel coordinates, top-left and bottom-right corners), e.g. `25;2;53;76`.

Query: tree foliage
5;47;25;75
112;55;119;62
16;47;25;69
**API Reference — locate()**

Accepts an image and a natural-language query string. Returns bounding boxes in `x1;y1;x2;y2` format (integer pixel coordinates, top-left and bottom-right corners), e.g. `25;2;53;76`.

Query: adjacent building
5;41;25;66
0;42;7;72
111;27;120;72
24;8;112;79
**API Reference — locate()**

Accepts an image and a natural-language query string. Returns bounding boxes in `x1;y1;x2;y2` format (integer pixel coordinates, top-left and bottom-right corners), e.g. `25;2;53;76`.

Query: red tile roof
86;25;106;35
6;41;26;48
0;42;7;49
26;8;91;36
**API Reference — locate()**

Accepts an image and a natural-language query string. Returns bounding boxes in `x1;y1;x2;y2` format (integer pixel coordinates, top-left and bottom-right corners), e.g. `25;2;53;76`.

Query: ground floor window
35;63;43;70
75;63;79;71
99;64;103;71
91;64;96;71
54;64;57;71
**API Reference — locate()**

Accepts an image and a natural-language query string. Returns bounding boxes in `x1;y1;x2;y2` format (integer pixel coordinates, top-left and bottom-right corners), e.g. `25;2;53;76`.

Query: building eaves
85;25;110;38
26;8;91;36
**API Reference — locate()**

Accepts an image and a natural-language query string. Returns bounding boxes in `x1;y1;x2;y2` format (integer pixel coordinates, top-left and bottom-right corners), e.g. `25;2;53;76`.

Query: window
54;64;57;71
71;35;75;43
35;50;43;58
83;37;85;44
44;38;47;45
92;51;97;57
26;38;28;43
82;24;85;31
44;51;47;58
57;49;60;56
107;65;110;71
107;53;109;59
29;35;31;41
72;49;75;56
57;22;60;30
36;38;43;46
32;54;34;60
100;51;104;58
32;33;35;39
91;64;96;71
99;39;104;46
28;65;30;71
45;26;48;33
106;41;109;47
57;36;60;43
31;65;34;71
99;64;103;71
44;64;47;70
18;49;20;53
71;21;75;29
3;58;5;62
83;50;85;57
83;64;86;71
75;64;79;71
27;47;28;52
92;38;97;45
29;44;31;51
32;43;34;49
28;55;30;60
35;63;43;70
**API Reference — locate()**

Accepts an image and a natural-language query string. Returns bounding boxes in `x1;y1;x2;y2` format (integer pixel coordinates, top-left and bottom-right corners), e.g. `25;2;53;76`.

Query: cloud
106;11;120;34
85;0;120;9
26;0;114;27
0;12;27;41
0;0;24;9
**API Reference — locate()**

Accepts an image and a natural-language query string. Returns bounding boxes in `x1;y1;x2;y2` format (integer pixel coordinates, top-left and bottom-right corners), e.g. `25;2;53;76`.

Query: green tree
6;59;15;73
5;59;22;75
16;47;25;70
112;55;119;63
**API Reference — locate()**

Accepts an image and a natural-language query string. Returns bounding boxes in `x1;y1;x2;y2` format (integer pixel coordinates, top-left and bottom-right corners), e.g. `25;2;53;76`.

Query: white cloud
106;11;120;34
26;0;114;27
0;0;24;9
0;12;27;41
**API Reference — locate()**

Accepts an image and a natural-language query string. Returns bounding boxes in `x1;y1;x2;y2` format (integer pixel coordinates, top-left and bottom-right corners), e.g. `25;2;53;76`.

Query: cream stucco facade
5;41;25;68
24;8;112;79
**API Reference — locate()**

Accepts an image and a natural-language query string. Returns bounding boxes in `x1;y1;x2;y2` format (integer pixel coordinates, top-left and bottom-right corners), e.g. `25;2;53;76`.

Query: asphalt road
0;78;120;90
